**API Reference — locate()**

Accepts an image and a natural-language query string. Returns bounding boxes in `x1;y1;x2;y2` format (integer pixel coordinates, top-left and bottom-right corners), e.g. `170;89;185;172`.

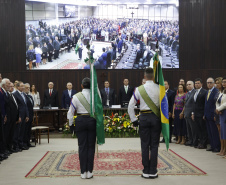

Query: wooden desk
33;108;140;131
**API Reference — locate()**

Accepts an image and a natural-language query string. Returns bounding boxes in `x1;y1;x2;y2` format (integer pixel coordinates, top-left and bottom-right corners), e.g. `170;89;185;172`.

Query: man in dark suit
192;78;208;149
0;86;9;160
161;80;175;143
48;39;54;62
53;36;60;59
184;81;196;146
204;78;221;152
13;82;29;150
1;78;12;155
24;83;35;148
101;48;107;69
67;34;73;53
61;82;76;109
100;81;115;107
8;82;19;152
43;82;59;107
117;37;123;53
119;79;134;107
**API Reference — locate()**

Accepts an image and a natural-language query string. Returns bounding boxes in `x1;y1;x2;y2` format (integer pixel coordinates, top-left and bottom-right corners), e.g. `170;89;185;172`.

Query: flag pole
86;41;99;158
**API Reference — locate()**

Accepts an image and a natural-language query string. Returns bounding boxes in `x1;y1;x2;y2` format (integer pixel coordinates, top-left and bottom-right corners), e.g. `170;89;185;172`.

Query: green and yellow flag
153;52;170;150
84;45;105;145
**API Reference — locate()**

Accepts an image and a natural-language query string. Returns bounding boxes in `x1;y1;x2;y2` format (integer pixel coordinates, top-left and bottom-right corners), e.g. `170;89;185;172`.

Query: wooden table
33;108;140;131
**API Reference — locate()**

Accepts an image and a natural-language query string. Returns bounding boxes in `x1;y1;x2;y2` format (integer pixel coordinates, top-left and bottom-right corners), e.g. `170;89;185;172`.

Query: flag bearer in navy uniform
67;77;96;179
128;68;161;179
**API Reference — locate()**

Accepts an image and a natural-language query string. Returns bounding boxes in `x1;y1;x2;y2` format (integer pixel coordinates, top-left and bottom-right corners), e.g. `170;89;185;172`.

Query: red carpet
25;150;206;178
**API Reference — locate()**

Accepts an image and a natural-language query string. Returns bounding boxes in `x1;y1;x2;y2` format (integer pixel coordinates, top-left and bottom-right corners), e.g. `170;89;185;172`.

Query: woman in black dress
42;42;48;65
27;45;35;70
111;42;116;60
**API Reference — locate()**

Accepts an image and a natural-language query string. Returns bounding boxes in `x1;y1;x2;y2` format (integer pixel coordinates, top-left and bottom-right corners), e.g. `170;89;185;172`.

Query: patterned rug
51;59;86;69
25;149;206;178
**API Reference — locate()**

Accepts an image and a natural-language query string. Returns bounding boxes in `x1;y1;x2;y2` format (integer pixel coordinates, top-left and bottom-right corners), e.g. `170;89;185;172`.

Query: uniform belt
140;110;153;114
77;113;90;116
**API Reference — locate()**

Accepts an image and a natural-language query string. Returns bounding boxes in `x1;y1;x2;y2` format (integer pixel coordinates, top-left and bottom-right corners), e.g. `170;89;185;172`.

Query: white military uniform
67;88;96;177
128;80;160;122
67;89;90;126
128;80;160;177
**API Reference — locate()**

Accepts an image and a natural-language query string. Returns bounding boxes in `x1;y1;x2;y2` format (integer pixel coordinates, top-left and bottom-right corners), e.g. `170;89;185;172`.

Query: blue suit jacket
117;40;123;49
204;87;219;120
101;52;107;66
166;89;175;113
61;89;76;108
13;91;29;119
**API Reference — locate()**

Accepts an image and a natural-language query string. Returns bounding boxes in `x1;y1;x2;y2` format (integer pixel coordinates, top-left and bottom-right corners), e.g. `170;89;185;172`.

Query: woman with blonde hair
27;45;35;70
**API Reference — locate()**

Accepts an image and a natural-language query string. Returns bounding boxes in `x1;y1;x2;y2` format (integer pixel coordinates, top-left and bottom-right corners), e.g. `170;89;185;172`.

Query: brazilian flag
75;44;79;55
153;53;170;150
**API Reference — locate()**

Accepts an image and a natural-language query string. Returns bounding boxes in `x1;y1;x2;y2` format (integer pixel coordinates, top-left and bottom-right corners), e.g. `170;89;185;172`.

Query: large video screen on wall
25;0;179;70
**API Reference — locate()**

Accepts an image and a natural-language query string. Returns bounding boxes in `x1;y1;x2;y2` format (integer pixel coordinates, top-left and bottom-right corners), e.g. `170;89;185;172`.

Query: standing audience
192;78;208;149
172;84;186;144
216;77;226;158
204;78;221;152
184;81;196;146
29;84;40;107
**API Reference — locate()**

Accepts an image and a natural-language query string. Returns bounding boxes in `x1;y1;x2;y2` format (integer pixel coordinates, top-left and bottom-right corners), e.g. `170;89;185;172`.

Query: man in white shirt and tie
100;81;115;107
191;78;208;149
62;82;77;109
119;79;134;107
43;82;59;107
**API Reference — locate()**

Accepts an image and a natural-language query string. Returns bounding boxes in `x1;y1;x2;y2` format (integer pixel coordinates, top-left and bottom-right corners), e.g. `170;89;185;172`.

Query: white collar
145;80;154;84
209;87;215;92
17;90;23;94
196;87;202;91
82;89;90;93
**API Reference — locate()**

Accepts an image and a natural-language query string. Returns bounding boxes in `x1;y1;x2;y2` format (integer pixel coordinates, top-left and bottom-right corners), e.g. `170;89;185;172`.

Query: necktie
194;90;198;102
50;89;52;96
10;93;18;108
207;90;211;101
21;93;26;104
106;88;109;96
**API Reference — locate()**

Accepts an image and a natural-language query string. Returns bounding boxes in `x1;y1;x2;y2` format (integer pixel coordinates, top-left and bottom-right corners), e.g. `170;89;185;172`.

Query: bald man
61;82;77;109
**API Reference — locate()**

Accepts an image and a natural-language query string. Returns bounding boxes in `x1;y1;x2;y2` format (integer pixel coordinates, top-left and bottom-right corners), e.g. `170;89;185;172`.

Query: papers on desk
51;107;59;110
33;107;40;110
111;105;121;108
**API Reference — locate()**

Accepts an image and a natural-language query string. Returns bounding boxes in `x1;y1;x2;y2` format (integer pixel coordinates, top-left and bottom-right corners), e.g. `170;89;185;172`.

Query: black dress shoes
20;146;29;150
0;153;8;160
9;148;17;153
28;144;35;147
206;148;213;151
212;149;220;153
198;145;207;149
185;142;192;146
